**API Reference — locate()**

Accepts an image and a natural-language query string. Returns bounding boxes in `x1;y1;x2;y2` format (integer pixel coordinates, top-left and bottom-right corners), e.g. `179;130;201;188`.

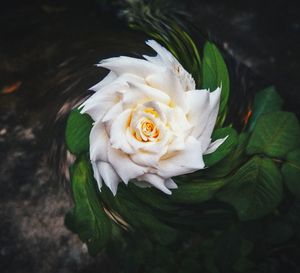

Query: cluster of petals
80;40;226;195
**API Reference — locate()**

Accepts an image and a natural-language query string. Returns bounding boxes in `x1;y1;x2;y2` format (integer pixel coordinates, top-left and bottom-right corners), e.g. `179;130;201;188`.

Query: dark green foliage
247;86;283;131
217;156;283;220
65;156;112;255
247;111;300;158
203;127;238;167
282;149;300;198
201;42;230;123
65;108;93;155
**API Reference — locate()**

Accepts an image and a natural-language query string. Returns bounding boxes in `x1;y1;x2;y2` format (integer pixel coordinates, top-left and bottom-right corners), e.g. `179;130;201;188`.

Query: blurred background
0;0;299;272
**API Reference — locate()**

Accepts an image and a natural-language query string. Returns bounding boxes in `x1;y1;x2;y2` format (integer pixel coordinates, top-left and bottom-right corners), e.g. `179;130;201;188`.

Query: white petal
130;151;161;167
102;101;123;122
204;136;228;155
89;121;109;162
110;109;134;154
164;178;178;189
91;161;103;191
200;87;221;151
98;161;120;196
157;136;205;178
98;56;163;78
186;89;211;138
132;180;151;188
129;81;170;105
146;69;187;111
137;173;172;194
89;71;117;91
108;145;147;184
144;40;178;67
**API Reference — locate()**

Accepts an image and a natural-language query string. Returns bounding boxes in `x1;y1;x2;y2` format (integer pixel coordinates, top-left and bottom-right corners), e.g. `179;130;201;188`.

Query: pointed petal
200;87;221;151
108;146;147;184
110;109;134;154
186;89;210;138
98;56;163;78
164;178;178;189
157;136;205;178
138;173;172;194
89;71;117;91
204;136;228;155
99;161;120;196
91;161;103;191
89;120;109;162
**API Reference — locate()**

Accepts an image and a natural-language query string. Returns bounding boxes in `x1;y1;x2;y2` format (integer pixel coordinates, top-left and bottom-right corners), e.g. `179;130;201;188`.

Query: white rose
80;40;226;195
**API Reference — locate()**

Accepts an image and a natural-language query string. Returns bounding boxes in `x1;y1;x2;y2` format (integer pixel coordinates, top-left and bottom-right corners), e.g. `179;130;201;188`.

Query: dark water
0;1;299;272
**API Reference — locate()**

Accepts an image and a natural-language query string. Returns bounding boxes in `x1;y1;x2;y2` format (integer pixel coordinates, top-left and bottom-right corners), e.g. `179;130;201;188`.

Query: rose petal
89;71;117;91
98;161;120;196
204;136;228;155
89;120;109;162
164;178;178;189
110;109;134;154
91;161;102;191
108;145;147;184
137;173;172;194
200;87;221;152
157;136;204;178
186;89;210;138
98;56;163;78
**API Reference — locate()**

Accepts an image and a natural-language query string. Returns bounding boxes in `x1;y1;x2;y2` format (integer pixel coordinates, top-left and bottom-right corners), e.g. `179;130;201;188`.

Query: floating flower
80;40;226;195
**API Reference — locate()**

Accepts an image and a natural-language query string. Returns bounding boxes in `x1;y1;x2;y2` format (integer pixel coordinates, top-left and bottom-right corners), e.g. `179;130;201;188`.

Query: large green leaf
65;156;112;255
65;108;93;155
247;86;283;132
247;111;300;158
202;41;230;119
204;133;249;178
217;156;283;220
170;179;226;203
100;185;178;245
281;149;300;198
203;127;238;167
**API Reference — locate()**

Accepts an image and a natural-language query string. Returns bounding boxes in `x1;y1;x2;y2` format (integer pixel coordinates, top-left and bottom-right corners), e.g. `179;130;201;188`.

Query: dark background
0;0;299;272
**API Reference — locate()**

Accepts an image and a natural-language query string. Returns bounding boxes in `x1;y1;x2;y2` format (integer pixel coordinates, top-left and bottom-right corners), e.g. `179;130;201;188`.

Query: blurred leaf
205;133;249;178
101;185;178;245
247;86;283;132
281;149;300;198
65;108;93;155
170;179;226;203
266;220;294;245
1;81;22;94
202;41;230;121
65;156;112;255
247;111;300;158
214;229;242;273
204;127;238;167
217;156;283;220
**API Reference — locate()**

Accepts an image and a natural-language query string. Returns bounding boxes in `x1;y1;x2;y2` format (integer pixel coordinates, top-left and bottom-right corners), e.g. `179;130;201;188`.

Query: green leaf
247;111;300;158
65;156;112;255
170;179;226;203
65;108;93;155
247;86;283;132
204;133;249;178
217;156;283;220
281;149;300;198
100;185;178;245
202;41;230;120
203;127;238;167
